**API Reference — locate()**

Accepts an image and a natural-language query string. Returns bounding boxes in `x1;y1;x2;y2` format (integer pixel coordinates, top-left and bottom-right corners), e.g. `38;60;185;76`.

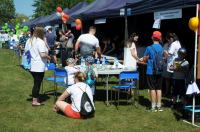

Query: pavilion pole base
183;120;200;127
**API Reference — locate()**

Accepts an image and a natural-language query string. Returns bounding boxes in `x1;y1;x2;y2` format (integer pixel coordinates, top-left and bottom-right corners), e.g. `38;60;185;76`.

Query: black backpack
74;85;95;118
150;46;164;75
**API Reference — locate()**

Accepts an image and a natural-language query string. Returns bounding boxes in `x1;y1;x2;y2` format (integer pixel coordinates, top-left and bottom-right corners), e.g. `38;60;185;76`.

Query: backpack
21;38;33;70
74;85;95;118
21;50;31;70
150;46;164;75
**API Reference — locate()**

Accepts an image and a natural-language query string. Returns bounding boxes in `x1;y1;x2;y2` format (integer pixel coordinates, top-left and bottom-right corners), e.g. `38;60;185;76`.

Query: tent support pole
192;3;199;126
124;4;128;51
183;4;200;127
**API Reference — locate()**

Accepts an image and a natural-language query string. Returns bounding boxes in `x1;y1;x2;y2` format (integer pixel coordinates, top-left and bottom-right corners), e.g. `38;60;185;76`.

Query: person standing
65;29;74;58
45;27;57;64
75;26;101;58
124;33;139;70
170;48;189;104
141;31;164;112
26;27;51;106
163;33;181;98
102;37;116;56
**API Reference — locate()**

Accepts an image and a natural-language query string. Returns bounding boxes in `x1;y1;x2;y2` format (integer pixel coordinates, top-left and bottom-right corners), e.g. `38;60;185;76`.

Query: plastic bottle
102;57;106;65
102;57;106;69
114;58;119;69
96;58;100;69
81;57;85;68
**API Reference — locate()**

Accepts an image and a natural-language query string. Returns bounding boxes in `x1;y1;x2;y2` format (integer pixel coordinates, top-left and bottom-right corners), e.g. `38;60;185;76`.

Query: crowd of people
1;24;191;119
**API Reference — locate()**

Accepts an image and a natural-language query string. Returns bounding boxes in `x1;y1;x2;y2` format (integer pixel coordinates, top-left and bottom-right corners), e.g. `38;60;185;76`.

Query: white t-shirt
167;40;181;73
25;37;48;72
64;66;80;85
66;82;95;112
124;42;137;70
78;33;99;56
3;33;9;41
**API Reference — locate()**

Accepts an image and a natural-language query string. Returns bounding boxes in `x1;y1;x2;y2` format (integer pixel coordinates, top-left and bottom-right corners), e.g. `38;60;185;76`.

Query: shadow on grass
95;89;152;107
138;96;151;108
26;94;51;103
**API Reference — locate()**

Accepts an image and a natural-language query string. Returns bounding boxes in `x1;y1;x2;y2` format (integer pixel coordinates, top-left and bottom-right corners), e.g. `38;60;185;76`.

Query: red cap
152;31;162;40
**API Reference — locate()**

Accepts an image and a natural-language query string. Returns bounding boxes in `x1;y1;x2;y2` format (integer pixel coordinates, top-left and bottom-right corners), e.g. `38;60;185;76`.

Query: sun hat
152;31;162;40
66;58;75;64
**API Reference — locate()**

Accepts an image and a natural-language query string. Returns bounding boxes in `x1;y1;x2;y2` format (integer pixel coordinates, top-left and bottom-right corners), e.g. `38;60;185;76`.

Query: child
84;56;98;95
170;48;189;104
64;58;80;86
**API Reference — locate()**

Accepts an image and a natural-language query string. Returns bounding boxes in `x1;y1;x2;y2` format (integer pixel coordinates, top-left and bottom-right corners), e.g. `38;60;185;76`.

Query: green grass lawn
0;49;200;132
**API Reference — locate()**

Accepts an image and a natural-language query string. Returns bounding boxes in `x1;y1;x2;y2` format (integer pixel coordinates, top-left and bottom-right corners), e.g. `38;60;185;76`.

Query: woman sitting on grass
53;72;95;119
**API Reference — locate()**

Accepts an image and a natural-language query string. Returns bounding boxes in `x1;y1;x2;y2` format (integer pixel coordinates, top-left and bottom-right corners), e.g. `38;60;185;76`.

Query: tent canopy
28;2;89;26
126;0;200;15
76;0;200;19
22;0;200;26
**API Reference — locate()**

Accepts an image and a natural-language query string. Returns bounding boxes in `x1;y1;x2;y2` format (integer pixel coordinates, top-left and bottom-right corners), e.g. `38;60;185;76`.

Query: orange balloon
75;19;82;25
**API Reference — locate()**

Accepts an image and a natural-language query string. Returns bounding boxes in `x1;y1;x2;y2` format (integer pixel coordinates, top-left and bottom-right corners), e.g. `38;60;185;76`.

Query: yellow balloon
188;17;199;31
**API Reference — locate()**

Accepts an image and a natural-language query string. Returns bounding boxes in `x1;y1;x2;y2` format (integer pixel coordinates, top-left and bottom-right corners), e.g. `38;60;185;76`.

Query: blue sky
14;0;35;17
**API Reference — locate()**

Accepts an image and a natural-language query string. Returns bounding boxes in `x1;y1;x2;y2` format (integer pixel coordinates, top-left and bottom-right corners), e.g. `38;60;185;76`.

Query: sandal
32;102;44;106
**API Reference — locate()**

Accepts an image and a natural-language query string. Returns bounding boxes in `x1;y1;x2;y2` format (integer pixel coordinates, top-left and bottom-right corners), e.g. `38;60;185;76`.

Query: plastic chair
41;63;56;93
53;68;68;101
112;71;139;109
42;65;67;102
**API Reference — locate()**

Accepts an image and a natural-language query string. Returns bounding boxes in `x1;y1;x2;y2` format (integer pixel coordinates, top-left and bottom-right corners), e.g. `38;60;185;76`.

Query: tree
32;0;94;18
0;0;15;25
14;13;29;24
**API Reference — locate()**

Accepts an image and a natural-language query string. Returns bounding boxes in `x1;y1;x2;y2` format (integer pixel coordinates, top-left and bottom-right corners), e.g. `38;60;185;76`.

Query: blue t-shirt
144;44;163;75
46;32;56;48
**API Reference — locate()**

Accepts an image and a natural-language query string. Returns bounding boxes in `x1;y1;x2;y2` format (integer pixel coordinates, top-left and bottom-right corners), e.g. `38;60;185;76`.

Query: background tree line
0;0;94;26
32;0;94;18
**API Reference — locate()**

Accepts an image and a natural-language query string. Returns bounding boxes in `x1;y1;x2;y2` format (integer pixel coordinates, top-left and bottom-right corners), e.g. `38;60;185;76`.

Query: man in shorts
141;31;164;112
75;26;101;59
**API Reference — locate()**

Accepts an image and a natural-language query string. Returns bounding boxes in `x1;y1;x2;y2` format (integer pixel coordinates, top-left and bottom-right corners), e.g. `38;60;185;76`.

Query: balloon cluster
15;23;29;38
189;17;199;31
2;23;10;33
56;6;70;23
75;19;82;30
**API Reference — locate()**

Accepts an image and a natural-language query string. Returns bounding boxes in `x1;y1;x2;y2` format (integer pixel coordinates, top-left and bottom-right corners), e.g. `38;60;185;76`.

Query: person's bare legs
150;90;156;109
55;101;69;112
156;90;162;107
32;98;41;105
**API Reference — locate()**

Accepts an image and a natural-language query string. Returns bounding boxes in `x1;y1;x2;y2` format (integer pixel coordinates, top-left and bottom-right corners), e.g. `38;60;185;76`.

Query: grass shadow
26;94;51;103
138;96;151;108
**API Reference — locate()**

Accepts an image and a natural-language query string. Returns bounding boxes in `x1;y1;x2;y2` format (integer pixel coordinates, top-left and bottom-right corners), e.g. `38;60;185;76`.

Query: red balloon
76;25;81;30
63;14;70;20
56;7;62;13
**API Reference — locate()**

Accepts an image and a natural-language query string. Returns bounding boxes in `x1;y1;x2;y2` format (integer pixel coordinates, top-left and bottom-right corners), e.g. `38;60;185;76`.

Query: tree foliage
32;0;94;18
0;0;15;25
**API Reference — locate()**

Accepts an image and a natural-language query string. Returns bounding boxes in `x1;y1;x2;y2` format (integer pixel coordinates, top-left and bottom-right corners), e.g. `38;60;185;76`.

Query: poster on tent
153;9;182;29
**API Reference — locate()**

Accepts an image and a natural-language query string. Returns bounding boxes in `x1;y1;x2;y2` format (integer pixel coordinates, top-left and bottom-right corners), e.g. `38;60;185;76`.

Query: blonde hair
75;72;86;82
33;26;45;40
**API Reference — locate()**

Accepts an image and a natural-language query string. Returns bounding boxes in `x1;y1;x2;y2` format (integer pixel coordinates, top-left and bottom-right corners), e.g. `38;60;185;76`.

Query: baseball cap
152;31;162;40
